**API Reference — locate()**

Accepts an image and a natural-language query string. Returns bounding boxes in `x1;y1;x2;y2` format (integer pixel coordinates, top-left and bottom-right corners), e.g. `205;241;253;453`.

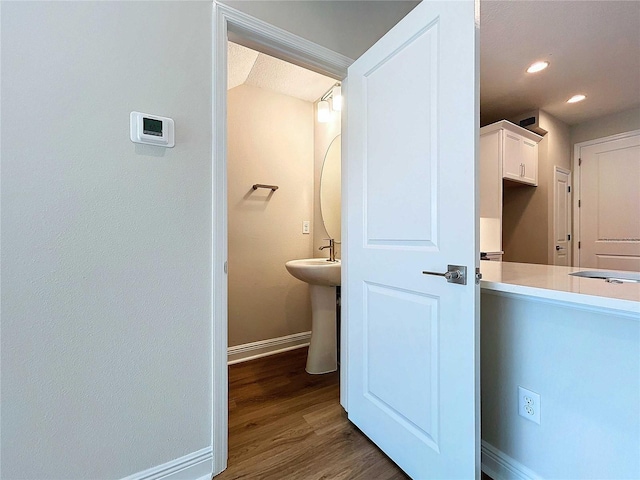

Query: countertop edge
480;279;640;317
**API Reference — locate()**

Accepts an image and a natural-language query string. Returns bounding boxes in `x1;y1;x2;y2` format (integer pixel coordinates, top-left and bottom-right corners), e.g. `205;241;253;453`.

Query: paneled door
554;167;571;265
578;132;640;271
345;1;479;478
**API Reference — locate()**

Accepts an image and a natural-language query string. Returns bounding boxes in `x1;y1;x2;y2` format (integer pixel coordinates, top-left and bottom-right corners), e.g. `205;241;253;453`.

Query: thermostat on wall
130;112;174;147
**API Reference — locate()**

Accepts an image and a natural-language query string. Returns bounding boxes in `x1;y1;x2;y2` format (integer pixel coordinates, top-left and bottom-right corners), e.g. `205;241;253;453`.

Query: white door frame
572;129;640;267
211;3;352;474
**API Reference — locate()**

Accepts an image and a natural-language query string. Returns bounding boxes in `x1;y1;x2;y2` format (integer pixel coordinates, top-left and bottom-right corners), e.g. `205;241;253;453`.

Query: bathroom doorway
226;41;340;366
215;9;349;472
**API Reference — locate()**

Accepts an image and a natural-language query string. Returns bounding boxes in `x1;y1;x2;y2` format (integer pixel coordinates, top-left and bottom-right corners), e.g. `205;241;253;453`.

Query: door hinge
578;241;581;249
578;199;581;207
568;234;571;241
579;157;582;166
224;261;228;273
567;185;571;193
475;267;483;285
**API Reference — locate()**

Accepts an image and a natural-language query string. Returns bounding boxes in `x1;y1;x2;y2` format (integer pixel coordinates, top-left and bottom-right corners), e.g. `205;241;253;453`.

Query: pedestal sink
285;258;340;374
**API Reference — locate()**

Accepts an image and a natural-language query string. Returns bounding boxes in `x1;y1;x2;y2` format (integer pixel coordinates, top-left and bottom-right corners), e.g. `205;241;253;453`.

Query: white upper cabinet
479;120;543;255
482;120;542;186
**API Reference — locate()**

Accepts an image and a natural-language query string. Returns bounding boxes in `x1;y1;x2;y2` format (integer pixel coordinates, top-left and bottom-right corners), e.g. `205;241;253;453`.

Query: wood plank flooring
214;347;410;480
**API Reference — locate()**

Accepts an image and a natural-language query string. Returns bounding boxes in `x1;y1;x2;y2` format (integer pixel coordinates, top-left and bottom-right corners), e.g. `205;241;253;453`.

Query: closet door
579;133;640;270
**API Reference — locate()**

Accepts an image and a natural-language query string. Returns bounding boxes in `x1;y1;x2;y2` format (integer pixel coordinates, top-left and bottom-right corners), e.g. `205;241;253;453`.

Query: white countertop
480;262;640;315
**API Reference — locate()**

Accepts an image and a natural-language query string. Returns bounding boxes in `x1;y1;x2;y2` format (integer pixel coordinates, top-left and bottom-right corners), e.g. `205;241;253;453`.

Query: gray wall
1;2;212;478
571;106;640;146
0;1;423;478
481;291;640;478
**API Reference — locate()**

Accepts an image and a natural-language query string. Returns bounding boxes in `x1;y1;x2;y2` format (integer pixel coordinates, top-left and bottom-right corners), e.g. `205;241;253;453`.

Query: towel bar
252;184;278;191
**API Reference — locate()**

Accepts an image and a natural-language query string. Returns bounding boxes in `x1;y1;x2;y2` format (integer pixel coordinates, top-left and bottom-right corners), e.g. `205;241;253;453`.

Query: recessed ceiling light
527;61;549;73
567;94;586;103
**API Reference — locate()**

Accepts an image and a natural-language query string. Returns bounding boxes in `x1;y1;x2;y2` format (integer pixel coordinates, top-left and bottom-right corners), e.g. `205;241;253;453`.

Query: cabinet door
502;131;523;181
521;138;538;185
502;130;538;186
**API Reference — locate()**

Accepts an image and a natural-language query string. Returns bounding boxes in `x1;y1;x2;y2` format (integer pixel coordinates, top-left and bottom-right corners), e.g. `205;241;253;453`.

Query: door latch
475;267;482;285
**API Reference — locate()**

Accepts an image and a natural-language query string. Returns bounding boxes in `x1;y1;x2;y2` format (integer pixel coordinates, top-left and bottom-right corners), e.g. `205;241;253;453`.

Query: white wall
227;84;313;347
220;0;419;60
481;292;640;479
1;2;212;478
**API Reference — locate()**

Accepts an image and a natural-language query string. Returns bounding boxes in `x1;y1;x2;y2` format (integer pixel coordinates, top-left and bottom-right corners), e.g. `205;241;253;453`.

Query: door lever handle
422;265;467;285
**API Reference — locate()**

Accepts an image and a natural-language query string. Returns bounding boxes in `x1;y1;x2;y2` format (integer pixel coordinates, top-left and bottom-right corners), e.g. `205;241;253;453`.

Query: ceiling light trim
567;94;587;104
526;61;550;74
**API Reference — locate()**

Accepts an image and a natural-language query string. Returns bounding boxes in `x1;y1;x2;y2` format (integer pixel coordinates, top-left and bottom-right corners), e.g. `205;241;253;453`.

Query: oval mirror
320;134;341;242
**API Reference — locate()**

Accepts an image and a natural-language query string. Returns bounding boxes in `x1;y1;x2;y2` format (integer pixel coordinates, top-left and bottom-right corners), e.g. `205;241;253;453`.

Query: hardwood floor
215;347;410;480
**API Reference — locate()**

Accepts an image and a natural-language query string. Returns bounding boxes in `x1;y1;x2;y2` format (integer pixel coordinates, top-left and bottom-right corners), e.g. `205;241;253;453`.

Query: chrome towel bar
252;184;279;191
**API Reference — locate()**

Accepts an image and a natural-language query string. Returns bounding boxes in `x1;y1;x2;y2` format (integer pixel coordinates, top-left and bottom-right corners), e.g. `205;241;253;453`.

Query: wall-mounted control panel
130;112;174;147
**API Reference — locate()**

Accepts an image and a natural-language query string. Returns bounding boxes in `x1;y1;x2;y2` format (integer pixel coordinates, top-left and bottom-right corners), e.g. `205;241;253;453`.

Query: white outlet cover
518;386;541;424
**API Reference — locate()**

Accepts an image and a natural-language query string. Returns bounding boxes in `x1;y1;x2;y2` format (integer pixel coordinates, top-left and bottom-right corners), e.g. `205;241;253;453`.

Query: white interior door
578;133;640;271
554;167;571;265
345;1;479;478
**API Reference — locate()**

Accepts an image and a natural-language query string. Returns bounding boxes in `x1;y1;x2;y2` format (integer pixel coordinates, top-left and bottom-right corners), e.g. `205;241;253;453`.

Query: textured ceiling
480;0;640;126
228;42;336;102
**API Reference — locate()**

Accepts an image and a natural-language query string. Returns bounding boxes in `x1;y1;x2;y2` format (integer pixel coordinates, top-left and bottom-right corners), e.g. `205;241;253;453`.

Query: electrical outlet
302;221;310;234
518;386;541;424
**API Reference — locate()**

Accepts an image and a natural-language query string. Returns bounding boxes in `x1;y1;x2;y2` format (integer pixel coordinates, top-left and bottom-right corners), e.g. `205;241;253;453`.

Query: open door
345;1;479;478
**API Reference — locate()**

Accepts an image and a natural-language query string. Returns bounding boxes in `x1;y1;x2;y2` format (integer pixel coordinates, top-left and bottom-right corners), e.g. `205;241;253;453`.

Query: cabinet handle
523;164;526;177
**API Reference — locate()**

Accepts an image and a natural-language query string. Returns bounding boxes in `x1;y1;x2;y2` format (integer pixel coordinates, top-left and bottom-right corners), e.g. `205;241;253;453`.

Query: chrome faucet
319;238;336;262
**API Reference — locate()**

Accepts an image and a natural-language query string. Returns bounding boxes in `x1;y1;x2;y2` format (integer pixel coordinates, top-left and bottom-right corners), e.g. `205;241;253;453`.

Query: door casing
212;3;351;475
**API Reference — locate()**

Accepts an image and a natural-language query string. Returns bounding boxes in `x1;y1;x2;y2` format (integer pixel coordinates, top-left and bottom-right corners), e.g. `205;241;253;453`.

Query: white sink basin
570;270;640;283
285;258;341;374
285;258;341;287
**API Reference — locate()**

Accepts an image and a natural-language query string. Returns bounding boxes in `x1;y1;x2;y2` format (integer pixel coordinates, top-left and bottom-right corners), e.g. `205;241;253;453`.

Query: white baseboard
121;447;212;480
227;331;311;365
481;441;541;480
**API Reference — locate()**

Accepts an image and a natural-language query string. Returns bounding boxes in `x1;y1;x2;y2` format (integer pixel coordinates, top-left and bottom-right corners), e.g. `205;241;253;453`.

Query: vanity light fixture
567;94;586;103
317;100;331;123
317;82;342;122
332;85;342;111
526;61;549;73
